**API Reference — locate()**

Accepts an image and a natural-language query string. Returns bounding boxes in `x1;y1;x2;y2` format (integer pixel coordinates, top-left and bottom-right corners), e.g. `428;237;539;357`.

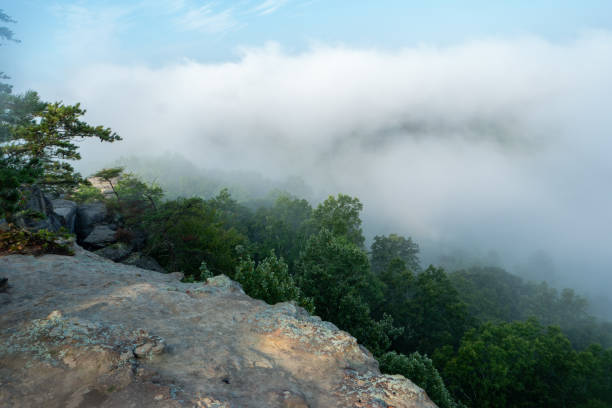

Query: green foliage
249;193;314;270
295;229;400;356
578;344;612;406
378;351;459;408
2;95;121;194
0;227;74;256
113;173;163;226
312;194;365;247
181;260;214;283
68;182;105;204
208;188;254;236
395;266;472;356
0;89;120;221
234;251;314;313
92;167;124;199
0;156;42;220
198;260;214;280
370;234;421;274
435;319;610;408
449;266;612;349
144;197;247;278
373;258;414;340
93;167;124;181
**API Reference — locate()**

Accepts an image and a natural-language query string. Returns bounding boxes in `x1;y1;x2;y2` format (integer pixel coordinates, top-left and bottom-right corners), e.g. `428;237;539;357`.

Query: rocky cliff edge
0;247;436;408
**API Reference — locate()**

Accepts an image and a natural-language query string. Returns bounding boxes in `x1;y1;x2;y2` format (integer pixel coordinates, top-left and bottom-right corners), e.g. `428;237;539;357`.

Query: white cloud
174;4;238;33
252;0;289;15
50;3;136;62
43;33;612;294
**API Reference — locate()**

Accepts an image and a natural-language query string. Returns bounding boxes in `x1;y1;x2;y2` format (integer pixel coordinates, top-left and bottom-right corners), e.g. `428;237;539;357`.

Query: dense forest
2;11;612;408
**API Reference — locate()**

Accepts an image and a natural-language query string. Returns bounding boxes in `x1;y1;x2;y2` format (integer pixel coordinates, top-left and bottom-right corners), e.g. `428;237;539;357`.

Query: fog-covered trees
435;319;612;408
295;229;400;355
249;193;314;269
312;194;365;247
370;233;420;274
449;266;612;349
144;197;246;277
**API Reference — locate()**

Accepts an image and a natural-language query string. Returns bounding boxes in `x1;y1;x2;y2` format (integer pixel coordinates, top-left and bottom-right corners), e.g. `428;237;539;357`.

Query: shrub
235;251;314;313
378;351;459;408
0;227;74;256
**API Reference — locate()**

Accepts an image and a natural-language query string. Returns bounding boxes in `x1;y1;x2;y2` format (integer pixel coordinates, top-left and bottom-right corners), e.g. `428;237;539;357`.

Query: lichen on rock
0;248;437;407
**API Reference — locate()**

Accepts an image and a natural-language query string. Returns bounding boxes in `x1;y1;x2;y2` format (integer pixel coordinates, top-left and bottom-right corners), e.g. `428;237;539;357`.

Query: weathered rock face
83;224;118;249
121;251;165;272
94;242;134;262
15;186;63;232
51;199;78;233
76;202;108;240
0;248;437;408
87;176;119;199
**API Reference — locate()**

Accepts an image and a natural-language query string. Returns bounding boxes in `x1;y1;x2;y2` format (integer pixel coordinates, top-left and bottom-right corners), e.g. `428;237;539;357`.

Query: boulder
122;252;166;273
24;185;53;215
15;186;62;232
76;202;107;240
94;242;133;262
0;250;438;407
51;199;78;233
83;225;117;249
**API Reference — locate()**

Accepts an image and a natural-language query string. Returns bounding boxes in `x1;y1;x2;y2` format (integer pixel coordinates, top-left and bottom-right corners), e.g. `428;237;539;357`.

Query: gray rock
206;274;244;293
51;199;77;233
122;252;165;272
83;225;117;249
15;186;62;232
76;202;107;240
24;186;53;215
94;242;133;261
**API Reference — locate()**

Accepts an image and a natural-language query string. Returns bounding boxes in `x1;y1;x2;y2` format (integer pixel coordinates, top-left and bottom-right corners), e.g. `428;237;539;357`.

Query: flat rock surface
0;247;436;408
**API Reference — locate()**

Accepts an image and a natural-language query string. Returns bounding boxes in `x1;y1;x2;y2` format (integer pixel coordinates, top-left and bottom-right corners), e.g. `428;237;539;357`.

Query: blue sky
2;0;612;88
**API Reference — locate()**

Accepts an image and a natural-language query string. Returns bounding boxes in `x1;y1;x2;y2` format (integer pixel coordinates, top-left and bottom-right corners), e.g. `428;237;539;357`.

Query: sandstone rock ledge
0;247;436;408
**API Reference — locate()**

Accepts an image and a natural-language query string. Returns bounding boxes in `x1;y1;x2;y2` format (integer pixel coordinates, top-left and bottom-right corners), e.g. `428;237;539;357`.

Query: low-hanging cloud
39;33;612;301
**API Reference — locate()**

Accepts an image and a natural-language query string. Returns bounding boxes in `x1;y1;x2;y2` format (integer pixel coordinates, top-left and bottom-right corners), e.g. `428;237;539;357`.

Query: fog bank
37;33;612;309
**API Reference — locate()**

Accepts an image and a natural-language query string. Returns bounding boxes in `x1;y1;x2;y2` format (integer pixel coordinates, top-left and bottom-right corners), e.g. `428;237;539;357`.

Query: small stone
169;271;184;280
154;394;164;400
47;310;62;320
134;343;153;358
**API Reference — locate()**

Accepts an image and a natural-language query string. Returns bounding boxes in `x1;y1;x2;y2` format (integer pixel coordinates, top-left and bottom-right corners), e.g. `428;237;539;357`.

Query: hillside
0;247;436;408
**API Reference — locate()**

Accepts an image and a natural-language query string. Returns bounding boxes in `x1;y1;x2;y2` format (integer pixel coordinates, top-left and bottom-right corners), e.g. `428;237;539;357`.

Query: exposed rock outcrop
51;199;78;233
121;251;166;272
83;224;118;249
94;242;134;262
76;202;108;240
0;248;437;407
15;186;63;232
